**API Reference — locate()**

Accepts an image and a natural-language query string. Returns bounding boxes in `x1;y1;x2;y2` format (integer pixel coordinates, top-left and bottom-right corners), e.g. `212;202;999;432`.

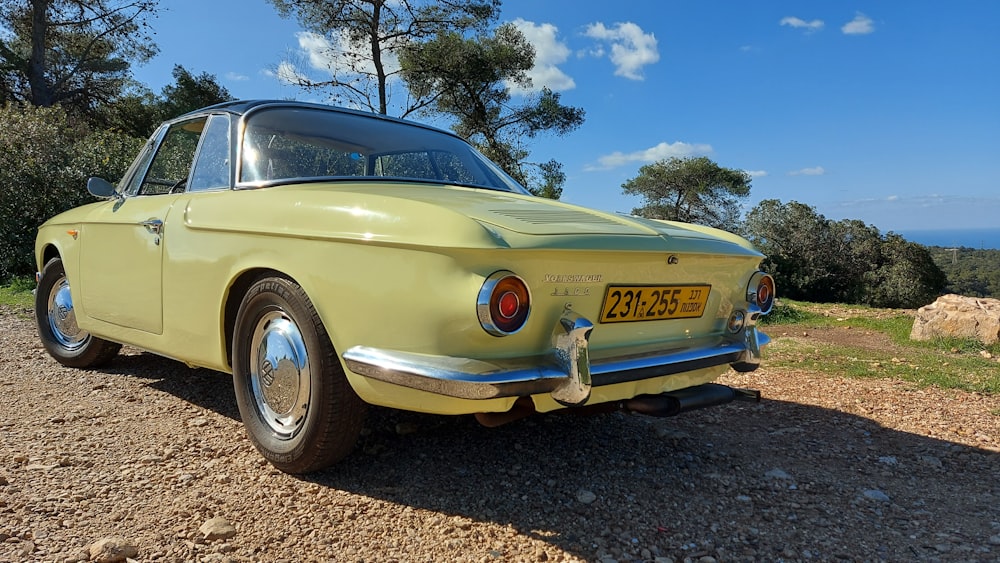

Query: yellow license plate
599;285;711;323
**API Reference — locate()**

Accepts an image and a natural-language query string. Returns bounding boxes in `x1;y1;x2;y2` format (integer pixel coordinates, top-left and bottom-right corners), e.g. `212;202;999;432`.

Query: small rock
88;537;139;563
199;517;237;541
921;455;943;469
765;468;792;480
395;421;421;435
18;541;35;558
0;474;8;486
25;463;58;471
655;427;690;440
877;456;898;466
576;490;597;504
989;534;1000;546
863;489;891;502
980;350;993;359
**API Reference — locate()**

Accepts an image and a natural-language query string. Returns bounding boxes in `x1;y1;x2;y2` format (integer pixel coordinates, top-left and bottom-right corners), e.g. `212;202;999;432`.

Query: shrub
0;105;142;281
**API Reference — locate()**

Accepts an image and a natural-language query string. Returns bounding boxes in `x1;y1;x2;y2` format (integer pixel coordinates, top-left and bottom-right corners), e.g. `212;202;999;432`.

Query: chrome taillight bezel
477;271;531;336
747;272;776;315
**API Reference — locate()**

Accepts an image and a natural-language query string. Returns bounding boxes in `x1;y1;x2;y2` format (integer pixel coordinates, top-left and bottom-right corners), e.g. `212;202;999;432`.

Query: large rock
910;294;1000;345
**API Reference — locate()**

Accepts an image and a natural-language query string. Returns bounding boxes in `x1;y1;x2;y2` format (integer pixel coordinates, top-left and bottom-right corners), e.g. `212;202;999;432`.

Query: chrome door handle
140;219;163;235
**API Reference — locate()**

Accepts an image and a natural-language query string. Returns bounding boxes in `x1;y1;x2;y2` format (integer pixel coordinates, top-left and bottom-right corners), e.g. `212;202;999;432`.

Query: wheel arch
39;243;61;270
223;268;287;368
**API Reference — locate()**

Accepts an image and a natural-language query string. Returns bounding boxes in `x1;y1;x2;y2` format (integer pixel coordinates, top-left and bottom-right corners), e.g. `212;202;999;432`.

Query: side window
138;118;206;195
121;127;166;196
189;114;231;191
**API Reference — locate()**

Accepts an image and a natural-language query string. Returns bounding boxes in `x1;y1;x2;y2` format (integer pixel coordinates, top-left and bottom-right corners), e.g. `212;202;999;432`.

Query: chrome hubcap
249;311;311;438
47;276;89;350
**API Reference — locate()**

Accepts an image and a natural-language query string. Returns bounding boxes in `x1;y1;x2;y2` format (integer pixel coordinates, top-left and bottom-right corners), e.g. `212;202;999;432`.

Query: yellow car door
78;193;184;334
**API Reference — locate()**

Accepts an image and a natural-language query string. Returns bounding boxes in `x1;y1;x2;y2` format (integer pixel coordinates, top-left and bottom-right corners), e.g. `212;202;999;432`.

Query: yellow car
35;100;774;473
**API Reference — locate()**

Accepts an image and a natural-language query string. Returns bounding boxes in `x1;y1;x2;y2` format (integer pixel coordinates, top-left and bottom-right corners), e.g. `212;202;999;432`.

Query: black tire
232;277;365;473
35;257;121;368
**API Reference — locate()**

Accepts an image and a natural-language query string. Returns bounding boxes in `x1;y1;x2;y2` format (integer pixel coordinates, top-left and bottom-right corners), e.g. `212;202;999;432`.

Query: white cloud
294;30;401;79
842;13;875;35
274;61;308;85
887;195;899;201
587;141;713;171
584;22;659;80
508;19;575;94
746;170;769;178
780;16;824;33
225;72;249;82
788;166;826;176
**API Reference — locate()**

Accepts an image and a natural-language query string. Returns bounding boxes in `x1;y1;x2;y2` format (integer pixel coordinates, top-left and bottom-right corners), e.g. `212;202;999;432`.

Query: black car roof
175;99;460;139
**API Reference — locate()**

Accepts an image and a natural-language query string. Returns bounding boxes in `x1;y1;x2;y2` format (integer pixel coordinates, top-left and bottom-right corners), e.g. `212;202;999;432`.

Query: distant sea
897;228;1000;250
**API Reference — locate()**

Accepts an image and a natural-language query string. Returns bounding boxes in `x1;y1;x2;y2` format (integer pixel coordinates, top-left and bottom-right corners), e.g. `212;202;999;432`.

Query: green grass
764;300;1000;395
0;277;34;309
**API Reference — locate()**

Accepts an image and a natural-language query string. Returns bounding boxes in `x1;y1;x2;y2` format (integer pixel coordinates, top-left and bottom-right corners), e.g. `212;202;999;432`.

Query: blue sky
132;1;1000;233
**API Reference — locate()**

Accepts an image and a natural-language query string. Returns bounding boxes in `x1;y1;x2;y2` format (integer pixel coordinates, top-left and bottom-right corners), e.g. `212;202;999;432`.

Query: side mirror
87;177;118;198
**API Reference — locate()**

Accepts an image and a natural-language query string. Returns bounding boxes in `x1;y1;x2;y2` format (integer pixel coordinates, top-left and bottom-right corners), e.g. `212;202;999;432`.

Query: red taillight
477;271;531;336
748;272;775;314
498;291;520;319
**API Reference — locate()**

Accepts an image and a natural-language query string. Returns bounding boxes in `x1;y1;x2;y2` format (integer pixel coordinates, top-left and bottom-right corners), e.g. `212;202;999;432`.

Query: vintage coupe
35;100;774;473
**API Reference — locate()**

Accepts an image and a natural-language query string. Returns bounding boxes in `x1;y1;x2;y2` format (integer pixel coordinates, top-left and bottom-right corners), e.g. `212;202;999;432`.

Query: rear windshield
239;106;528;194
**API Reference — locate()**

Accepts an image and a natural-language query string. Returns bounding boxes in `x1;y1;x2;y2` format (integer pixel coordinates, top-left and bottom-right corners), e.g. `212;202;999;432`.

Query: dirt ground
1;305;998;562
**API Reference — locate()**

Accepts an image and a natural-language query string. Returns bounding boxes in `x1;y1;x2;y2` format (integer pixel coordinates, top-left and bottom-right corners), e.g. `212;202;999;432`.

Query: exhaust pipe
623;383;760;417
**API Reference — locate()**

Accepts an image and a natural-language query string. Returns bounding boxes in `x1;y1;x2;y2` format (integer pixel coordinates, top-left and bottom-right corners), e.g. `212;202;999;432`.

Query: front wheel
35;257;121;368
232;277;365;473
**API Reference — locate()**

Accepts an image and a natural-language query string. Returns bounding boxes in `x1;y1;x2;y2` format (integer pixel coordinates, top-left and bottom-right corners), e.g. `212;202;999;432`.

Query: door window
139;118;207;195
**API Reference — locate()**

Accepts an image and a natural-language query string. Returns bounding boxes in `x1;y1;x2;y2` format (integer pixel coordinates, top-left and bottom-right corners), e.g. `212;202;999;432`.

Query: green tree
622;156;751;232
158;65;234;118
867;234;946;308
0;104;142;281
399;25;584;197
268;0;499;116
532;159;565;200
828;218;884;303
743;199;947;308
927;246;1000;299
99;65;234;138
0;0;158;115
743;199;844;300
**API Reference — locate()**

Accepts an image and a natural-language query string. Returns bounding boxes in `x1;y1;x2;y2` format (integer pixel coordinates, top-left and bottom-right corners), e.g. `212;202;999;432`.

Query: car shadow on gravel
96;351;242;421
113;351;999;561
322;403;998;561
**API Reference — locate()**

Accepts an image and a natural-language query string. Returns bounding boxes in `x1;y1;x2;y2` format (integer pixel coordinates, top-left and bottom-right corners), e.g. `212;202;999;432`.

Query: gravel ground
2;305;999;563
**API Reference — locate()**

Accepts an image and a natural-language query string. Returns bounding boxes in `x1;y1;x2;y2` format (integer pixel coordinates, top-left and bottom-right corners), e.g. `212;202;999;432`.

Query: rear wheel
232;276;365;473
35;257;121;368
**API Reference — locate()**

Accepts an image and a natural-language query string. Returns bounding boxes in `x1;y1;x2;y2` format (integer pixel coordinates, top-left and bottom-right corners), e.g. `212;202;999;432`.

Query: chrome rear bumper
342;308;769;407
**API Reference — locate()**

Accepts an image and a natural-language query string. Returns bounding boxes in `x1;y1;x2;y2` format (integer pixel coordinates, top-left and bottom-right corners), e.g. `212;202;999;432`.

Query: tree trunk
369;0;387;114
28;0;53;106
